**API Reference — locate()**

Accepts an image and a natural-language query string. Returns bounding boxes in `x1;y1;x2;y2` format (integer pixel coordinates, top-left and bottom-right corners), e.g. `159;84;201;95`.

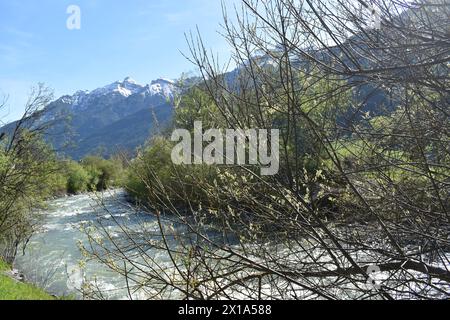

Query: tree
83;0;449;300
66;161;90;194
0;84;62;264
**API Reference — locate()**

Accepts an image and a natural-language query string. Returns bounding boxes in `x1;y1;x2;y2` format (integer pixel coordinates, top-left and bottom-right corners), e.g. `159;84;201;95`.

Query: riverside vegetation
0;0;449;300
0;258;54;300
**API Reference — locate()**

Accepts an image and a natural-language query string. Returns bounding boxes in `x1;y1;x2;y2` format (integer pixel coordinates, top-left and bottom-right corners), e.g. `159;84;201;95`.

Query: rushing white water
13;189;450;300
14;189;166;299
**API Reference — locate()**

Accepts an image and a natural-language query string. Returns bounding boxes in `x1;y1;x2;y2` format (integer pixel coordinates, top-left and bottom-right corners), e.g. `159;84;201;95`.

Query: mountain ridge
1;77;177;160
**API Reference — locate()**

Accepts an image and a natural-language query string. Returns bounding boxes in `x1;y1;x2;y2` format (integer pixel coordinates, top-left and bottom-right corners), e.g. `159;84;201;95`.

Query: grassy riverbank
0;258;55;300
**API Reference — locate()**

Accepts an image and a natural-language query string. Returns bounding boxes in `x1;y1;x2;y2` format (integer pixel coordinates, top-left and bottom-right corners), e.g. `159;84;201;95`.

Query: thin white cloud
2;27;34;39
165;10;193;24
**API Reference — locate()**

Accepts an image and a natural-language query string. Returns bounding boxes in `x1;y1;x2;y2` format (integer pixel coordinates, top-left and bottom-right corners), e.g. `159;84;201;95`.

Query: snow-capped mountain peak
60;77;176;103
12;76;178;160
90;77;146;98
123;76;138;85
54;77;177;114
148;78;176;99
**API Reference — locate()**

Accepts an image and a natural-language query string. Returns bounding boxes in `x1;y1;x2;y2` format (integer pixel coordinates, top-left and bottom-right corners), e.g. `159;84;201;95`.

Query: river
13;190;449;300
14;189;170;300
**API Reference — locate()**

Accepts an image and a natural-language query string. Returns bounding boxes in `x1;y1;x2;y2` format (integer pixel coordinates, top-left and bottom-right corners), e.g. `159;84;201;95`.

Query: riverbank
14;189;147;300
0;258;55;300
2;190;129;300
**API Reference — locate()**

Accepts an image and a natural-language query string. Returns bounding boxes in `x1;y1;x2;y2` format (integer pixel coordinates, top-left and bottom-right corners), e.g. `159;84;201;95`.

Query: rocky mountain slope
4;77;176;159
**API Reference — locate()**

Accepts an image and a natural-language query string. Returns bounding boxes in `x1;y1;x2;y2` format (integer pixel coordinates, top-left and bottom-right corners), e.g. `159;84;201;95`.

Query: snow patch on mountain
90;77;146;98
54;77;176;113
148;78;176;99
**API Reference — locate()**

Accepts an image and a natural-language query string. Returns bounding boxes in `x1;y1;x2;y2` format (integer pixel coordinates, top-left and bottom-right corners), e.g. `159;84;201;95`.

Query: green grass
0;258;55;300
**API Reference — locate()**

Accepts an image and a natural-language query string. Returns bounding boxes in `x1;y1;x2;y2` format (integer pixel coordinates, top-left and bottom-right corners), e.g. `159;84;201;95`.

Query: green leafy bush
62;156;125;194
65;161;90;194
125;137;216;209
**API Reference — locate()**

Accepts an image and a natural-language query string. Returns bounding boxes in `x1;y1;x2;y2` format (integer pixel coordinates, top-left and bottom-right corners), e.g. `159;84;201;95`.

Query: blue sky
0;0;237;123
